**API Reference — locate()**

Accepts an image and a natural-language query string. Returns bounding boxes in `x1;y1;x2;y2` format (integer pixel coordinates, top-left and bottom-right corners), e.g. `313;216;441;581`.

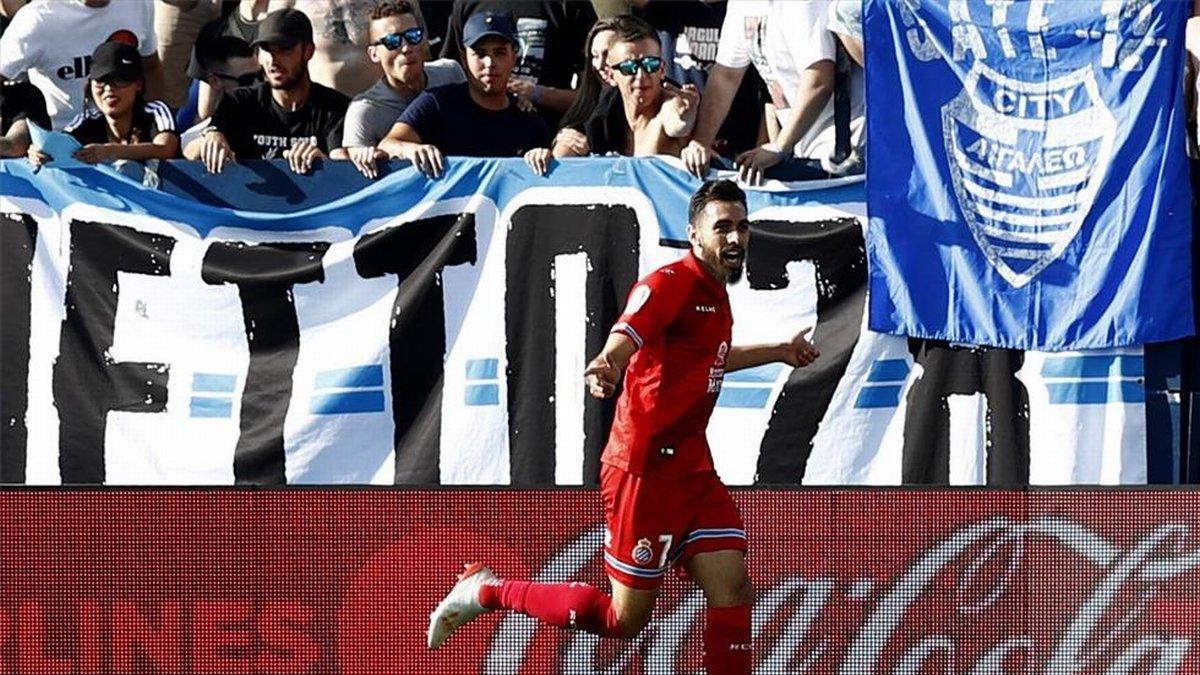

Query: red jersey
602;252;733;475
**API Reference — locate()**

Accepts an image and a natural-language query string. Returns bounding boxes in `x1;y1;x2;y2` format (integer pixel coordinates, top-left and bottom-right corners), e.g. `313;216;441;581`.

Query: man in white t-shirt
0;0;163;130
681;0;863;183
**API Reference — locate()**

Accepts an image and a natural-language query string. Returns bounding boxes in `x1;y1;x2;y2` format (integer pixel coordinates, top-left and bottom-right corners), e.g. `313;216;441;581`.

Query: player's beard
718;245;745;285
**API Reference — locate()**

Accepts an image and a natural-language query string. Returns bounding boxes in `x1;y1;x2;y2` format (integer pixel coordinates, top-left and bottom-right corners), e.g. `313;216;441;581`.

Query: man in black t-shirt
380;11;549;177
184;8;350;175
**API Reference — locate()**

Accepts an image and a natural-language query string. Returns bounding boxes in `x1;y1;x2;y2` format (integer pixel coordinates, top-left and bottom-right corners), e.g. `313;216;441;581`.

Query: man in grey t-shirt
340;0;464;178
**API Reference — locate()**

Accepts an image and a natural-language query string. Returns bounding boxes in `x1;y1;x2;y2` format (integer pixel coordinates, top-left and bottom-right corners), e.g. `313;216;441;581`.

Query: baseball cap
89;41;142;82
462;11;518;48
251;8;314;49
187;21;253;79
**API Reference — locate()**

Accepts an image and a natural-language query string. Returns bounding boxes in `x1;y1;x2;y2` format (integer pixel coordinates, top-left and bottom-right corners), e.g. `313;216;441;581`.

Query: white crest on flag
942;62;1116;288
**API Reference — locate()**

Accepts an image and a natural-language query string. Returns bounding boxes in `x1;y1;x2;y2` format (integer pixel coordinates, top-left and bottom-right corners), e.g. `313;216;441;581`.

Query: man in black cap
378;10;549;177
184;8;350;175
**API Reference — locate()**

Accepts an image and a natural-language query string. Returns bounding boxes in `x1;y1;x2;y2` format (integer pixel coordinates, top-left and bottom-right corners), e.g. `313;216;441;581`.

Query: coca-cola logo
0;491;1194;673
469;517;1199;673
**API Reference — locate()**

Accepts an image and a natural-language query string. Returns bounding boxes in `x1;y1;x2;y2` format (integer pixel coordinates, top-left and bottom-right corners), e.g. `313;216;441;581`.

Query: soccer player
426;179;819;673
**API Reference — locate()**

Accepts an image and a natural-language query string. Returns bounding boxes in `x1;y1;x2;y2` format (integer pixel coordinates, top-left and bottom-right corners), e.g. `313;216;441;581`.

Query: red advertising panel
0;490;1196;673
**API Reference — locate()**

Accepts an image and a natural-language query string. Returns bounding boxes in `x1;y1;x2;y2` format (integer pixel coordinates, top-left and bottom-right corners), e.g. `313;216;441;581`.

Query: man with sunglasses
379;11;549;177
185;8;350;175
179;26;260;130
339;0;464;179
528;15;696;173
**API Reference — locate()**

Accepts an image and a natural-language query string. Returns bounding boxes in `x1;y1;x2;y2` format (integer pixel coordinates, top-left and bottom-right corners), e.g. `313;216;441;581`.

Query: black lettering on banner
1;213;37;482
202;241;330;485
505;205;640;486
749;217;867;485
354;213;476;484
53;222;174;483
900;341;1031;484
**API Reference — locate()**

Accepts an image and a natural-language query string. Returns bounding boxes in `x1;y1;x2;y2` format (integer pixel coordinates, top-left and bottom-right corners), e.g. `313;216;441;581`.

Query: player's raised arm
726;326;820;372
584;332;638;399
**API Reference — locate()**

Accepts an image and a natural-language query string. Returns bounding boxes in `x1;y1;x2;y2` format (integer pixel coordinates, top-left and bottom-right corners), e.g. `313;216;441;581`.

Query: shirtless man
524;15;697;174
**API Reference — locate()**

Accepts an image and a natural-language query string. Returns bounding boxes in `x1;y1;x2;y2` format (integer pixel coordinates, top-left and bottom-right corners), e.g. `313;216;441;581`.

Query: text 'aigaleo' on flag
864;0;1193;350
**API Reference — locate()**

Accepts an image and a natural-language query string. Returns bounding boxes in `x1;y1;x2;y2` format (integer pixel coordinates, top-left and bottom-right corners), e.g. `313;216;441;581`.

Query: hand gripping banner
864;0;1194;350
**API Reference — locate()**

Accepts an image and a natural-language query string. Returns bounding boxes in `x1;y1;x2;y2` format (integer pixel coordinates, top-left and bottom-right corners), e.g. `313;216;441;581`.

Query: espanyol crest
632;538;654;566
941;62;1116;288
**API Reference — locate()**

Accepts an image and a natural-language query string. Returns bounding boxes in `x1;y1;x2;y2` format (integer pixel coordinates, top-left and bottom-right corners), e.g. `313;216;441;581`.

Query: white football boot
426;562;498;649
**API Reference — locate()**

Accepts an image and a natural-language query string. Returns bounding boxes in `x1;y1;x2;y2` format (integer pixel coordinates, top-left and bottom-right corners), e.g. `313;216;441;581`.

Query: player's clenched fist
584;354;620;398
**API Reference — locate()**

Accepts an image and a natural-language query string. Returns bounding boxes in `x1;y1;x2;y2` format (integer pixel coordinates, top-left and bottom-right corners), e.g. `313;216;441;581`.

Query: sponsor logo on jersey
707;341;728;393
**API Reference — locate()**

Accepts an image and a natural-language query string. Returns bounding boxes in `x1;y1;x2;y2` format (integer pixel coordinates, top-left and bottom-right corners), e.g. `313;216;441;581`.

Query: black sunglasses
213;71;262;87
94;76;138;88
608;56;663;77
375;27;425;50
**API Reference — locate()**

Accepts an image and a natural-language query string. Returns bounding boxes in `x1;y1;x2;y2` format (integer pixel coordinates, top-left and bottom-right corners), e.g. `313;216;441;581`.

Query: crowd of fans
0;0;867;185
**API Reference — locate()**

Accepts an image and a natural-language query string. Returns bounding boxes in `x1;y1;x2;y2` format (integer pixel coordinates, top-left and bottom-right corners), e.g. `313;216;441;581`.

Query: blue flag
865;0;1194;350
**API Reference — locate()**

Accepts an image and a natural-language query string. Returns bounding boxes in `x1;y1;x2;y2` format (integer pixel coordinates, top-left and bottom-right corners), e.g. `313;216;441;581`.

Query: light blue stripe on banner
1047;381;1145;405
465;384;499;406
465;358;499;380
314;365;384;390
866;359;909;383
716;387;771;409
1118;381;1146;403
190;396;232;418
855;385;903;409
310;390;386;414
1041;355;1144;379
192;373;236;393
724;364;782;383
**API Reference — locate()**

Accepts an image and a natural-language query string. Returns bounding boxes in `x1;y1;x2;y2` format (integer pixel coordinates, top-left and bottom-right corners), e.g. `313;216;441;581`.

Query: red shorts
599;462;747;590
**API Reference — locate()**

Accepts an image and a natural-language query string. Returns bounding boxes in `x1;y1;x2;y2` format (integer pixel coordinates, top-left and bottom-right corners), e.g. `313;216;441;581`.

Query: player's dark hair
370;0;416;23
689;180;747;224
608;15;659;47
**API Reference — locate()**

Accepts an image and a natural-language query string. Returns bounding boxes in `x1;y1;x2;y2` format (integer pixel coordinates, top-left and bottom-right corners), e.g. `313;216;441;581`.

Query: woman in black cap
28;42;178;166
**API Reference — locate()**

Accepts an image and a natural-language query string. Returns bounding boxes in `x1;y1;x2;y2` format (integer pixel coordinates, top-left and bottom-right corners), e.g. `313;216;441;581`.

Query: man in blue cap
378;10;549;177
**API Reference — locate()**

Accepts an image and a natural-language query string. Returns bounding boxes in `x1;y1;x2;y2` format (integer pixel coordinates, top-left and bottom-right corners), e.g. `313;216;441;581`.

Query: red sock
478;580;624;638
705;605;752;674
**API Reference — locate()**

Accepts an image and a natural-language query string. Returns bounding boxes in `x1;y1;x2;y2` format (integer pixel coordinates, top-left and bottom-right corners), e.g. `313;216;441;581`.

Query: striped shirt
64;100;176;146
